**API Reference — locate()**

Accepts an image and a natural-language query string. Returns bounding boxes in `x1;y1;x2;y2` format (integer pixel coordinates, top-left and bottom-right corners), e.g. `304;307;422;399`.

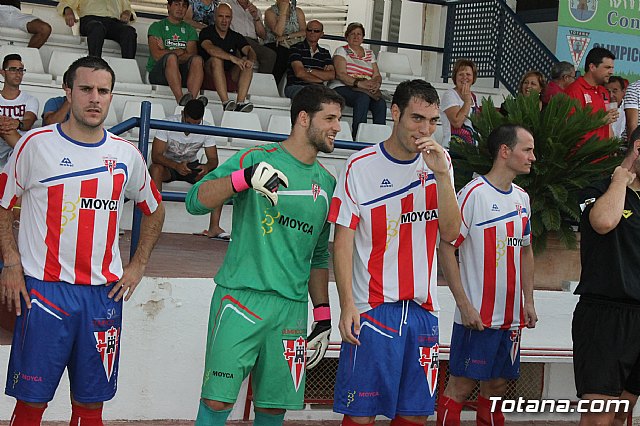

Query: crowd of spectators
2;0;639;152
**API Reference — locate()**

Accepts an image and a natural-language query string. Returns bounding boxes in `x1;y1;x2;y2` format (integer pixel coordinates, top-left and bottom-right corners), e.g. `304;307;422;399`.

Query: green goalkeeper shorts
201;286;308;409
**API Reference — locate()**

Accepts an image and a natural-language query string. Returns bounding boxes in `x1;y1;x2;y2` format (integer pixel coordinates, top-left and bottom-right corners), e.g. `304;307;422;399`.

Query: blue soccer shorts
333;301;439;419
448;322;521;381
5;276;123;403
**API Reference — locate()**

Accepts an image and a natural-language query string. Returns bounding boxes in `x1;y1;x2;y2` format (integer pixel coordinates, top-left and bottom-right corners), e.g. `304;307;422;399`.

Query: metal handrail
114;101;371;259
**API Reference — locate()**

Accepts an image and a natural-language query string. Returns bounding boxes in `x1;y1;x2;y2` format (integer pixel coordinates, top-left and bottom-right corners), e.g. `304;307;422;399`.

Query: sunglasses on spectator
4;67;26;73
306;28;322;33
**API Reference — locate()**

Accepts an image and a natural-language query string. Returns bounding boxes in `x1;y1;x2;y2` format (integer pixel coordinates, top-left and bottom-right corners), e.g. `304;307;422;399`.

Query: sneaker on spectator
179;93;193;106
223;100;237;111
236;102;254;113
197;96;209;107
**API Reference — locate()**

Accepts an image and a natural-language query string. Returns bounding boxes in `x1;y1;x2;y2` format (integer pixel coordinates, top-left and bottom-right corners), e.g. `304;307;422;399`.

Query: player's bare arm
589;165;634;234
0;206;30;315
439;242;484;330
521;244;537;328
108;203;165;302
333;224;360;345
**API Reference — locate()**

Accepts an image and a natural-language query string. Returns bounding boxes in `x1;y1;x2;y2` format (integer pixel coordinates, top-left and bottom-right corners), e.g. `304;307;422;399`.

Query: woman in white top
330;22;386;138
441;59;479;147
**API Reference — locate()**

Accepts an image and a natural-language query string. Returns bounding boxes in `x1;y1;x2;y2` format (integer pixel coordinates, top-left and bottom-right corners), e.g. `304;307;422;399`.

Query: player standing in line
0;56;165;425
186;84;343;426
329;79;461;426
437;124;538;426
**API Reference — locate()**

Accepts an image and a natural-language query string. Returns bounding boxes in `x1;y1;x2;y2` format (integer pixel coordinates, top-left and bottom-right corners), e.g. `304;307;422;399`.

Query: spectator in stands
441;58;478;147
184;0;218;30
566;47;618;143
0;0;51;48
519;69;546;110
542;61;575;106
229;0;276;74
625;79;640;139
147;0;206;106
150;99;229;240
58;0;137;59
0;54;38;168
606;75;627;139
330;22;386;138
264;0;306;84
199;2;255;112
42;71;71;126
284;19;334;99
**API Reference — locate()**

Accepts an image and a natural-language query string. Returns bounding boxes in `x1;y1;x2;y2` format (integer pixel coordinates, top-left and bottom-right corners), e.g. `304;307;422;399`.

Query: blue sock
253;410;285;426
194;400;231;426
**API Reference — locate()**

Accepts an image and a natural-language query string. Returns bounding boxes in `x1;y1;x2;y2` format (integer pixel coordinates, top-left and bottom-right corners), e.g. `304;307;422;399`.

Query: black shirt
576;178;640;302
0;0;20;8
198;25;249;66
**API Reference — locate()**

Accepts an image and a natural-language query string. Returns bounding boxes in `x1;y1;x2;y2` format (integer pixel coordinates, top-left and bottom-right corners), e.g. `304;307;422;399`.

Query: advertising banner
556;0;640;82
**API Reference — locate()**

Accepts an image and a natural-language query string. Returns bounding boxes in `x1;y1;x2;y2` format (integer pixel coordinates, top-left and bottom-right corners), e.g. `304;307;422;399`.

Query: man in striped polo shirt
284;20;335;99
437;124;538;426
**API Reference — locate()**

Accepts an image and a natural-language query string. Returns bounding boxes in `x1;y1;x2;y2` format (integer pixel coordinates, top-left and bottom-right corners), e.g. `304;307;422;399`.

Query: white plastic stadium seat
377;51;414;81
336;121;353;142
356;123;393;144
102;57;152;95
267;114;291;135
0;45;52;85
248;72;280;97
221;111;263;148
121;100;166;139
49;51;84;82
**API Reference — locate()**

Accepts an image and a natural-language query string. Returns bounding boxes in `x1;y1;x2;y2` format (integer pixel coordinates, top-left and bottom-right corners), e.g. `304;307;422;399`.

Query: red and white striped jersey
328;142;454;314
0;124;162;285
453;176;531;329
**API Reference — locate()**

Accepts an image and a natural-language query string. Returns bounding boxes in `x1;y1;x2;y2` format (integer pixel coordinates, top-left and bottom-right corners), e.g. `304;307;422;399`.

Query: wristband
230;168;250;192
313;306;331;322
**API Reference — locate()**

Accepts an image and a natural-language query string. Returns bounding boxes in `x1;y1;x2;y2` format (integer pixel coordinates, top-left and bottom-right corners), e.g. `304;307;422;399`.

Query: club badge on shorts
510;329;521;365
95;326;120;381
419;343;439;396
282;336;306;391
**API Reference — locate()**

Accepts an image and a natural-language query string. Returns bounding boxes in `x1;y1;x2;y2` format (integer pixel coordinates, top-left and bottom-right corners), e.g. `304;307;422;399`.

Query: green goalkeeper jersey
186;143;336;302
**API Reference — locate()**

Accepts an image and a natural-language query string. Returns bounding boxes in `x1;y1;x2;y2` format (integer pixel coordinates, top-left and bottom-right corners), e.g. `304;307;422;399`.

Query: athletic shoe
178;93;193;106
197;96;209;106
236;102;254;113
223;100;237;111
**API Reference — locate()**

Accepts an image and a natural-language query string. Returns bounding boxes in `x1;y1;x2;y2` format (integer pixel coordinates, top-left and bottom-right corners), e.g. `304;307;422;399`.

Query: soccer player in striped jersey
0;56;165;426
437;124;538;426
329;79;461;426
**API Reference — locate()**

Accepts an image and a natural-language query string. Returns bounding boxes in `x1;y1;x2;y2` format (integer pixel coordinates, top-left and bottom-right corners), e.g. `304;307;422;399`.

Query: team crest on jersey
419;344;439;396
94;326;120;381
103;158;117;175
417;170;429;187
312;183;321;201
515;203;523;217
509;329;521;365
282;336;306;391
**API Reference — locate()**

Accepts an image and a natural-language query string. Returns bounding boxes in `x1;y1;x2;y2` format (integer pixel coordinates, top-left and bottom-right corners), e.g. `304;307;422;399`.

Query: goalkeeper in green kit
186;85;345;426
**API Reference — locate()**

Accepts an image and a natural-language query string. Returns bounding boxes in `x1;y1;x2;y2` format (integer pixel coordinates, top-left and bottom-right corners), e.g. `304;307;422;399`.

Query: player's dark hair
290;85;345;125
2;54;22;70
184;99;205;120
65;56;115;91
584;47;615;73
608;75;626;90
487;124;531;160
392;79;440;118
